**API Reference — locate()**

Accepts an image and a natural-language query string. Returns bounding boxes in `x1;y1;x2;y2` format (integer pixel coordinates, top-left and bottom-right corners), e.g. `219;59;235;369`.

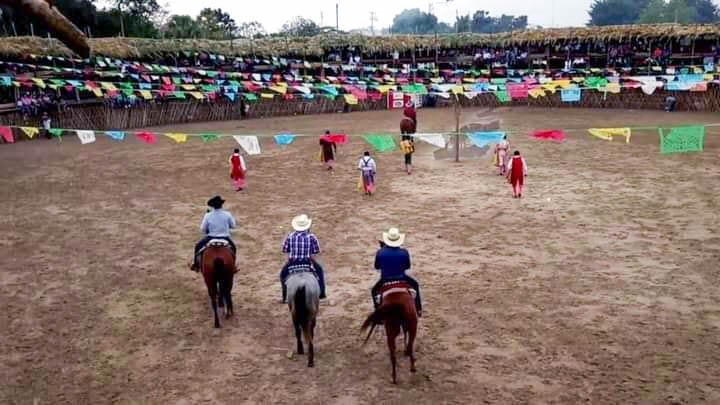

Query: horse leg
406;320;418;373
294;320;304;355
224;274;234;318
304;320;315;368
386;323;399;384
217;281;225;309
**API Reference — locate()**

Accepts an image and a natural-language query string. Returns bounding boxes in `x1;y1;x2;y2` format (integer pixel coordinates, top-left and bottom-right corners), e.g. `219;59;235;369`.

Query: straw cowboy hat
291;214;313;232
382;227;405;248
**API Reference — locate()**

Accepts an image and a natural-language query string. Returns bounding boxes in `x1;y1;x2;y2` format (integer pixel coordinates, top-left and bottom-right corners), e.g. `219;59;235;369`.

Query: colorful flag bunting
588;128;632;143
659;126;705;154
414;133;446;148
106;131;125;141
76;130;96;144
0;126;14;143
165;133;188;143
466;132;505;148
561;88;582;102
363;134;396;152
136;132;157;144
20;127;39;139
49;129;64;138
202;134;220;143
233;136;261;155
274;134;296;145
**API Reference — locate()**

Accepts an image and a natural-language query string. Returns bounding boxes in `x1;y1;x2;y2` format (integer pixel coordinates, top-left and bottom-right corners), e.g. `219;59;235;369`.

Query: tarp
588;128;632;143
531;129;565;142
466;132;505;148
363;134;396;152
659;126;705;154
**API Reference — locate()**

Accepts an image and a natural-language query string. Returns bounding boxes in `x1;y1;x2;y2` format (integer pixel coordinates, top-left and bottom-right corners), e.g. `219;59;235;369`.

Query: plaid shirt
282;231;320;260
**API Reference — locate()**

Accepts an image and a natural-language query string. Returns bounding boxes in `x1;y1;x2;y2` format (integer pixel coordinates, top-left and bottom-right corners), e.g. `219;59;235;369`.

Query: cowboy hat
382;227;405;248
207;195;225;208
291;214;312;232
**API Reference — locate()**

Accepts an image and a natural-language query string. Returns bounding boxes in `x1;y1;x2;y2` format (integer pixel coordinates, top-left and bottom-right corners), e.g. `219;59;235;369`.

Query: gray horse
286;272;320;367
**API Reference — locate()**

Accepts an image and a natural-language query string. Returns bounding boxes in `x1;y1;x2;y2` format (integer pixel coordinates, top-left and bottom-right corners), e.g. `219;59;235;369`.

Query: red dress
230;154;244;180
403;107;417;123
509;156;524;186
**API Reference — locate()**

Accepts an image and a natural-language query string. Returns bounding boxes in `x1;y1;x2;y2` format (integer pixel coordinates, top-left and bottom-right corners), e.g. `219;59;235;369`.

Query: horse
400;117;416;135
200;241;235;328
286;271;320;367
360;283;418;384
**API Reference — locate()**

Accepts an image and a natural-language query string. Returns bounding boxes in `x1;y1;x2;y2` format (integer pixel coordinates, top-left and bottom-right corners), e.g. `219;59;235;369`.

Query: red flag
328;134;347;144
136;132;157;144
0;126;14;143
531;129;565;142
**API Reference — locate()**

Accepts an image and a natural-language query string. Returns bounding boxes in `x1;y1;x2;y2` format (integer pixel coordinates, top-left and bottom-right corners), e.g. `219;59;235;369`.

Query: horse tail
213;258;225;276
294;285;308;327
360;302;404;345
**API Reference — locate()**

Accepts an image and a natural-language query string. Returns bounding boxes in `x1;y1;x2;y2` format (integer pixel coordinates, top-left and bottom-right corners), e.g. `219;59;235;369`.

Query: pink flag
508;83;529;99
136;132;157;144
0;126;14;143
531;129;565;142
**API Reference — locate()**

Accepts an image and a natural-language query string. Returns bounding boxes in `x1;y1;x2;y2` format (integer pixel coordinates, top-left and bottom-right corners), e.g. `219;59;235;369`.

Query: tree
690;0;720;23
280;16;320;37
390;8;438;34
636;0;718;24
455;14;470;33
588;0;651;25
197;8;237;39
163;14;202;38
237;21;266;39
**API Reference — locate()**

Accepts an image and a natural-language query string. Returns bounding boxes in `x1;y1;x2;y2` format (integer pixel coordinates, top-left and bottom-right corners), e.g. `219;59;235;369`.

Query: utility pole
370;12;377;36
336;3;339;31
321;12;324;27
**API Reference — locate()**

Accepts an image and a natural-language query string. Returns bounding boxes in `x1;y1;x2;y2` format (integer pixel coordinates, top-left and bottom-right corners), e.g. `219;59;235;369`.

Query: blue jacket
374;247;411;280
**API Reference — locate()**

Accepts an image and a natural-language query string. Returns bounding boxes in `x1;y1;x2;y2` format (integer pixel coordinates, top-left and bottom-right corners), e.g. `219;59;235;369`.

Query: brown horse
400;117;416;135
360;283;418;384
201;242;235;328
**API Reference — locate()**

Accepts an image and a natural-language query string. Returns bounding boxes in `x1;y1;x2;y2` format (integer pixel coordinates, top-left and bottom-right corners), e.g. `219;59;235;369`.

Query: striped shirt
282;231;320;260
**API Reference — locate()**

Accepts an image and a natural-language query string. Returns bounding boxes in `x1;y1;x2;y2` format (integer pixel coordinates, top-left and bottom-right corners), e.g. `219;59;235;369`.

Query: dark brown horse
201;242;235;328
400;117;416;135
361;284;418;384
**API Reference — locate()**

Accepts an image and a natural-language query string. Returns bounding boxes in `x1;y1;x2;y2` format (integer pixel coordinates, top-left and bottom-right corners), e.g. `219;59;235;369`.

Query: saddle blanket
379;280;416;299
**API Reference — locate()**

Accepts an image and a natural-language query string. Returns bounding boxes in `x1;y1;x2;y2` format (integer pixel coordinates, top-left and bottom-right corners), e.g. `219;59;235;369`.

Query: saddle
285;262;318;280
197;239;236;271
379;280;416;300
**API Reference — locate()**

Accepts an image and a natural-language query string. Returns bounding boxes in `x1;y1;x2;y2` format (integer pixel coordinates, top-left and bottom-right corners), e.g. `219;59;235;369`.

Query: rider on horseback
372;227;422;317
189;196;237;272
280;214;327;303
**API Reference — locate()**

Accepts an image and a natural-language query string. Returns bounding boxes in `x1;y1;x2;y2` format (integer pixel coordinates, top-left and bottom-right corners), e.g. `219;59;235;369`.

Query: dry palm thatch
0;24;718;59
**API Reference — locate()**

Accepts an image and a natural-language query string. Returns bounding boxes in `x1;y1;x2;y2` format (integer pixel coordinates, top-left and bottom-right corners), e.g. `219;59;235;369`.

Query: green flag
202;134;220;143
174;91;186;99
363;134;396;152
49;129;63;138
495;90;510;103
659;126;705;154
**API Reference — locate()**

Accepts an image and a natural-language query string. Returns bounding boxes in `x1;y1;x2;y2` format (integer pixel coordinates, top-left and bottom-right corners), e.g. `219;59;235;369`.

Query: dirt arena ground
1;106;719;405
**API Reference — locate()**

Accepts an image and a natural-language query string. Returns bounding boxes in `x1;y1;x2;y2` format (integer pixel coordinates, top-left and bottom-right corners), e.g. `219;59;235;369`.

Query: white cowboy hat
382;227;405;248
291;214;312;232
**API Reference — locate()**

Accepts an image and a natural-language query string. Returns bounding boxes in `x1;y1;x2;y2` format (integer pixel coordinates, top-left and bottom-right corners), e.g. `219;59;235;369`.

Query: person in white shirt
358;151;377;196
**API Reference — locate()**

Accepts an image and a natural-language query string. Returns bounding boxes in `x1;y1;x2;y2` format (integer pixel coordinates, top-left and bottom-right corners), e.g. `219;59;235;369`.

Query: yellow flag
541;84;558;94
529;88;546;98
451;86;464;94
261;93;275;99
100;82;117;91
139;90;152;100
165;133;187;143
344;94;358;105
588;128;632;144
32;78;46;89
91;87;103;97
604;83;621;94
182;84;196;90
269;85;287;94
20;127;39;139
189;92;204;100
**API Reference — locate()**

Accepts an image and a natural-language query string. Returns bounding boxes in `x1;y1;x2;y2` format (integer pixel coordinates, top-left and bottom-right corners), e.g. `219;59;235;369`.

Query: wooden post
454;94;460;163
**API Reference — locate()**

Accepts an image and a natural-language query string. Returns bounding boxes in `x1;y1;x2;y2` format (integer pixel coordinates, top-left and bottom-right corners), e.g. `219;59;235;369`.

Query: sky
146;0;597;32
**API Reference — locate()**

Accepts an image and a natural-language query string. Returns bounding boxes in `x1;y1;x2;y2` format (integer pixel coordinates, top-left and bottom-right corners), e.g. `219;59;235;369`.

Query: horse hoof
212;329;221;336
410;367;417;373
308;362;314;368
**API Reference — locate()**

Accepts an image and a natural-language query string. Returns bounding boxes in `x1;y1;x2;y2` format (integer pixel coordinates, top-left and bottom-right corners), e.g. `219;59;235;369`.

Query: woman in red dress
506;150;528;199
229;148;247;192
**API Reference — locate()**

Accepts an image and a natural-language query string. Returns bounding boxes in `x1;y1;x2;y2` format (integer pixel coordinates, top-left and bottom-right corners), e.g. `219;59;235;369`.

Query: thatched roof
1;24;718;59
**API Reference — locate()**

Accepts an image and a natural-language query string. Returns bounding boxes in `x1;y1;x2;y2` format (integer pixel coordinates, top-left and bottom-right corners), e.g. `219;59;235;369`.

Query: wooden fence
1;87;719;138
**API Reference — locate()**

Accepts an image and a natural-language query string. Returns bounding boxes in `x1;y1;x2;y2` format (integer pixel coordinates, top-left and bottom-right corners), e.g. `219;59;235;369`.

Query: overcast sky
150;0;597;32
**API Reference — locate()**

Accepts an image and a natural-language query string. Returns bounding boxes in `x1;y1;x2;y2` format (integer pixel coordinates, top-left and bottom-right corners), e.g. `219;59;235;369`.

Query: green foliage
390;8;527;35
588;0;651;25
280;17;321;37
391;9;439;34
163;15;202;39
589;0;718;25
197;8;237;40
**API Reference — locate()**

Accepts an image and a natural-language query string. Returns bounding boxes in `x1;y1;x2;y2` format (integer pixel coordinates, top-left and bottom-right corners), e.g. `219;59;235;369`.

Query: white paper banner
76;130;96;145
233;136;261;155
414;133;447;149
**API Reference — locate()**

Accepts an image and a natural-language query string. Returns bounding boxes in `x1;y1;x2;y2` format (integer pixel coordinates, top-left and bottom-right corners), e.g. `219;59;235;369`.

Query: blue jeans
280;259;326;301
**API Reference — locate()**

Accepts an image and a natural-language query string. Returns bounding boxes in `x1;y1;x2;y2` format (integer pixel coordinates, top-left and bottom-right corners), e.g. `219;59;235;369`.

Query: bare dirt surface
1;107;719;405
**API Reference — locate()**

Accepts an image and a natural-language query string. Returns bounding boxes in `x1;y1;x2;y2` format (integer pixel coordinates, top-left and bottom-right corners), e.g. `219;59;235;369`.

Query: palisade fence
1;86;719;137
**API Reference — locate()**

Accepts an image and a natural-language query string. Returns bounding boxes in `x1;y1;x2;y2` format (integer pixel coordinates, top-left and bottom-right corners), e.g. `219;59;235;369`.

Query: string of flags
0;122;713;155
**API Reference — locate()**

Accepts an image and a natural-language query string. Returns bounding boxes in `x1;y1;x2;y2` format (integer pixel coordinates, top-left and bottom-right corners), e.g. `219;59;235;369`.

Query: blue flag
561;88;581;102
466;132;506;148
274;134;296;145
106;131;125;141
